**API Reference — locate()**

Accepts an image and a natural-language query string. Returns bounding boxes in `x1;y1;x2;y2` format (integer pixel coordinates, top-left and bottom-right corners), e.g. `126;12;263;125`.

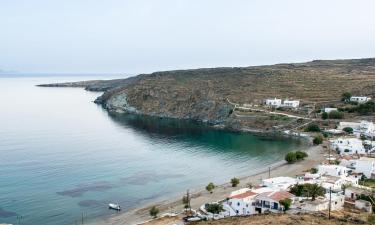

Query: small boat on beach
108;203;121;211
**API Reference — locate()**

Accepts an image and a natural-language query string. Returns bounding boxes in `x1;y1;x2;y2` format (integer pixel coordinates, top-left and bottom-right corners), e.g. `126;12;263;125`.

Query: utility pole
81;212;84;225
328;187;332;220
268;167;271;178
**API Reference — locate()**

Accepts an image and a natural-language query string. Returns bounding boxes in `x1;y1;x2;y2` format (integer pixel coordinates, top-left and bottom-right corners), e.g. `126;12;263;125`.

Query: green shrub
279;198;292;211
230;177;240;187
289;183;324;201
328;110;344;119
343;127;353;134
205;203;224;214
206;182;215;193
321;112;328;120
285;152;297;164
290;184;305;196
304;123;320;132
313;135;323;145
295;151;308;160
342;92;352;102
149;206;159;218
310;167;318;174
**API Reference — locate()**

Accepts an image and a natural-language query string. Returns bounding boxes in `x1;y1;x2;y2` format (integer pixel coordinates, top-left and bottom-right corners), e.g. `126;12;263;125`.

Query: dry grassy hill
96;58;375;124
40;58;375;127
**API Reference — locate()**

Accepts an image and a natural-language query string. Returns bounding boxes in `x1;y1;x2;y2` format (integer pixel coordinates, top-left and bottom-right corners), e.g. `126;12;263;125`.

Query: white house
354;157;375;178
330;138;366;155
360;121;375;138
338;122;361;132
265;98;282;107
321;176;345;191
323;108;338;113
226;187;294;216
318;164;350;178
297;193;344;212
262;176;297;190
337;121;375;138
252;191;294;214
282;100;300;108
344;186;372;201
227;189;257;215
325;193;345;211
350;96;372;103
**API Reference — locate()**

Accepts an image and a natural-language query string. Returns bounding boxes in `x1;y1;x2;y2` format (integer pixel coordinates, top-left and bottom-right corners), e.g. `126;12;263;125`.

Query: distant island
39;58;375;133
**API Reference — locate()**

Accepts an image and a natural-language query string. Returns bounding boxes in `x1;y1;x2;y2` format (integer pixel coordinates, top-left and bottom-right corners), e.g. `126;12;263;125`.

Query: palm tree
304;183;325;201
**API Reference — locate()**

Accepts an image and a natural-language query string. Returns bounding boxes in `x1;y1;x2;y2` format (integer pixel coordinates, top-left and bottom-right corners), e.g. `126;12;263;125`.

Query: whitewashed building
344;186;372;201
321;176;345;191
297;193;344;212
227;189;257;215
350;96;372;103
282;100;300;108
252;191;294;214
226;187;295;216
354;157;375;178
330;138;366;155
265;98;282;107
323;108;338;113
262;177;297;190
318;165;350;178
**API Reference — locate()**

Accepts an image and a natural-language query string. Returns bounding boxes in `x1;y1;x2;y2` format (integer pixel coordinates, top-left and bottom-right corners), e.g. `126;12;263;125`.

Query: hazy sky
1;0;375;74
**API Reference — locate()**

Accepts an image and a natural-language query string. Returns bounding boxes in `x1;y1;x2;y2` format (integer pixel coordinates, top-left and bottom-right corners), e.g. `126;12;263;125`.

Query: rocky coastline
38;58;375;134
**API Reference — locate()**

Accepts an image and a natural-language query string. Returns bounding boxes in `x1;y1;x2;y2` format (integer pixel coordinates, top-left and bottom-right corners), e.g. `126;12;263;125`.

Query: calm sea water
0;76;304;225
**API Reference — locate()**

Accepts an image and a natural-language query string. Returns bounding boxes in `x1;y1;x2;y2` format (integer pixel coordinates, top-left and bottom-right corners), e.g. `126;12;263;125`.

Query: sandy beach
95;143;325;225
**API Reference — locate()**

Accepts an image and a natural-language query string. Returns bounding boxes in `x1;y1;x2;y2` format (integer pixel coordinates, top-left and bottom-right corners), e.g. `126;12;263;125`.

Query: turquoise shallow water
0;76;304;225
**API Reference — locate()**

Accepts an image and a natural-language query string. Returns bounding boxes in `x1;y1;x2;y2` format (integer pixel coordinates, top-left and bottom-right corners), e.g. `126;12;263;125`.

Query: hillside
40;58;375;128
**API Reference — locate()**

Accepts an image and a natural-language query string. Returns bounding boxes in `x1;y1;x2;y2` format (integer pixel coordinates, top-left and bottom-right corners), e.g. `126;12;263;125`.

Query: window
236;210;239;214
237;202;240;206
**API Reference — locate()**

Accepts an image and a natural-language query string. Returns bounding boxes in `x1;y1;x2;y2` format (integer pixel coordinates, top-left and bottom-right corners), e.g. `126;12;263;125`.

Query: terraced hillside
41;58;375;126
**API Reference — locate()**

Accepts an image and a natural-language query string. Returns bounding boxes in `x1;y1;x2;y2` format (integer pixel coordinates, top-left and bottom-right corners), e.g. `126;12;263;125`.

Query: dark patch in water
0;207;17;218
57;181;112;197
121;171;185;186
78;199;106;207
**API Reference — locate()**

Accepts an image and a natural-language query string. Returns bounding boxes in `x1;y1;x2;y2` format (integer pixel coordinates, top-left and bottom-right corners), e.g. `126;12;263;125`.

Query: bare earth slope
40;58;375;125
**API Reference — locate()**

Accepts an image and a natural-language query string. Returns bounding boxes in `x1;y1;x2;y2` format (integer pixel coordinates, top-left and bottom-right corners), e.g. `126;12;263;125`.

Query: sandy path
95;144;324;225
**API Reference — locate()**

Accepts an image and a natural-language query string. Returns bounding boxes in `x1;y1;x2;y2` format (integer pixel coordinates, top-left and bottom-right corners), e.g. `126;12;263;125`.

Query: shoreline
95;143;324;225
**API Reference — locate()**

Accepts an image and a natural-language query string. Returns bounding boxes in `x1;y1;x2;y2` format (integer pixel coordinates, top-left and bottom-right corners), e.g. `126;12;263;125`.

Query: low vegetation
343;127;353;134
279;198;292;211
343;101;375;115
342;92;352;102
149;206;159;218
304;123;320;132
368;214;375;224
285;151;308;164
313;135;323;145
289;183;325;201
322;111;344;119
206;182;215;193
310;167;318;174
205;203;224;214
230;177;240;187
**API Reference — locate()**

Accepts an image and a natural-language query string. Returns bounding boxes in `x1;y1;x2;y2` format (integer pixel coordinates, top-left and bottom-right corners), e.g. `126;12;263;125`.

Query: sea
0;75;304;225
